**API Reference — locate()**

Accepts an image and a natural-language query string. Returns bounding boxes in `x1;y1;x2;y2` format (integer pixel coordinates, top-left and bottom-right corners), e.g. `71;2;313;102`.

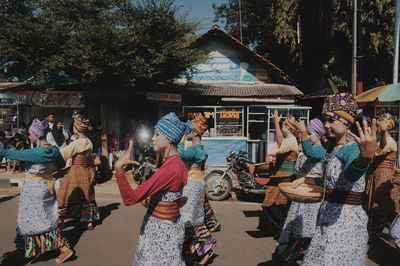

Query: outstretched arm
0;147;62;164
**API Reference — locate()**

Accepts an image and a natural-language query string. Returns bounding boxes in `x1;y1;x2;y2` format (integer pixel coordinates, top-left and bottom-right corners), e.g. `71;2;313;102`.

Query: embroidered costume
115;113;189;265
0;118;69;258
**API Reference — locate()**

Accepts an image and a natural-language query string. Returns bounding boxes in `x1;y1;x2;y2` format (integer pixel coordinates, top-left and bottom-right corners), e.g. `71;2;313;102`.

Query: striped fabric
325;188;363;205
155;112;191;144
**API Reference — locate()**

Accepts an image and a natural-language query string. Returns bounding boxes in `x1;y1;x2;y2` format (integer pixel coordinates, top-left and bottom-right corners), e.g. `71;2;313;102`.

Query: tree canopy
213;0;395;93
0;0;207;89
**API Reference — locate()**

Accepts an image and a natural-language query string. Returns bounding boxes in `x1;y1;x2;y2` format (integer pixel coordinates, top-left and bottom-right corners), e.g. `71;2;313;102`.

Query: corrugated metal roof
0;82;27;90
185;82;303;97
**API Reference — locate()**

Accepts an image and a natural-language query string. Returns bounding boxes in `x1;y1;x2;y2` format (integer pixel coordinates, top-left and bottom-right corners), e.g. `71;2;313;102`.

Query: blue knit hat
155;113;192;144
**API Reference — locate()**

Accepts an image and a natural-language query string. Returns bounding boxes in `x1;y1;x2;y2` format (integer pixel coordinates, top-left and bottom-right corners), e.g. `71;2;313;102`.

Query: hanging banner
17;91;85;108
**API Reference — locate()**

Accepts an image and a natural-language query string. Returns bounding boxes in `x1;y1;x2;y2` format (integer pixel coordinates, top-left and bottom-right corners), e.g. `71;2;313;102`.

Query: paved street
0;186;399;266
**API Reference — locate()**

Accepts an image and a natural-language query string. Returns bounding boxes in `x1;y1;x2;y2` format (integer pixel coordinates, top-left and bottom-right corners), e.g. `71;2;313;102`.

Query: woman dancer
365;113;398;241
114;112;189;265
293;93;377;266
276;118;326;264
261;111;299;237
57;115;99;230
1;118;73;263
179;114;218;265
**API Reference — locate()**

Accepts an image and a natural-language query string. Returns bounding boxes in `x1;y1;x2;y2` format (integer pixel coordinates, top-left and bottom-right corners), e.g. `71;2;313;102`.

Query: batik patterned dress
278;146;325;253
0;145;68;258
134;190;186;265
178;142;218;257
115;155;188;266
303;142;369;266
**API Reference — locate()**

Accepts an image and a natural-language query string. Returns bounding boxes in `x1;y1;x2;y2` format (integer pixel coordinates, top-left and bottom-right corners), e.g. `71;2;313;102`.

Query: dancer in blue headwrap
114;112;190;265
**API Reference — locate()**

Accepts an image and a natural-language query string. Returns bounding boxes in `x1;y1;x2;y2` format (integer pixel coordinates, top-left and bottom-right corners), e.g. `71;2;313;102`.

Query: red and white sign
18;91;85;108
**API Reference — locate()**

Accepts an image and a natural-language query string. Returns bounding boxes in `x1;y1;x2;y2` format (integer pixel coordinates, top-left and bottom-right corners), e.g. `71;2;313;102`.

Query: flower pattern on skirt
17;180;59;236
133;190;185;266
278;153;323;248
303;153;368;266
180;180;206;228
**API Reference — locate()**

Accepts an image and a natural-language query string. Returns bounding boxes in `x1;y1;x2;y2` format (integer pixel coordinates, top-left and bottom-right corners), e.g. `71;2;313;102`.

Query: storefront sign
17;91;85;108
0;93;18;105
146;92;181;103
216;108;243;125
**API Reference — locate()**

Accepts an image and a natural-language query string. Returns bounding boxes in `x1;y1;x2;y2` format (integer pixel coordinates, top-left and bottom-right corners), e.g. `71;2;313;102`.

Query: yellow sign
219;111;240;119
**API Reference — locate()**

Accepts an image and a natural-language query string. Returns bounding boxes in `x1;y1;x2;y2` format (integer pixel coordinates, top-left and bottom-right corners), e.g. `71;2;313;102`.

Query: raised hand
348;119;378;161
114;140;140;174
272;110;282;124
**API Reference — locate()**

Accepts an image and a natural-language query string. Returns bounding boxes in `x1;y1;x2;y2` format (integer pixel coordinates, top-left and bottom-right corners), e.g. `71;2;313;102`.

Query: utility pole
239;0;243;43
393;0;400;83
394;0;400;166
356;0;363;95
351;0;357;95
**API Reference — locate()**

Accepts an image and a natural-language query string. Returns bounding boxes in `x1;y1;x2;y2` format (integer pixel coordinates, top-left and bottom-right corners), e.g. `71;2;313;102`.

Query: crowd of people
0;92;399;266
258;93;400;266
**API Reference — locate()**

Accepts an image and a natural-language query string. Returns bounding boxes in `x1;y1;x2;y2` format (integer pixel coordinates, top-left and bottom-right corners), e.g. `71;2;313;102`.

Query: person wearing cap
114;112;189;265
365;113;398;241
259;110;299;238
275;118;326;264
292;93;377;266
57;115;100;230
178;114;219;265
1;118;73;264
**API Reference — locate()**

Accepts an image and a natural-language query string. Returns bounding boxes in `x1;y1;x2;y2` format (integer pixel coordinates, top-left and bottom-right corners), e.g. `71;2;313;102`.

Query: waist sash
325;188;363;205
148;199;181;222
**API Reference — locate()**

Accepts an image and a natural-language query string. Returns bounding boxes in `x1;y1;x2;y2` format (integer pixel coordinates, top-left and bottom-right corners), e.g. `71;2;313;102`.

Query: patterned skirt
204;196;220;232
57;165;99;222
134;214;185;266
181;180;219;257
16;180;68;258
303;202;368;266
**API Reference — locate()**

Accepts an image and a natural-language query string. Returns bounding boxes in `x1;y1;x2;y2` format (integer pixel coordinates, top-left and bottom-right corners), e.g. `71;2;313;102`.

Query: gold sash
25;166;57;194
188;167;204;181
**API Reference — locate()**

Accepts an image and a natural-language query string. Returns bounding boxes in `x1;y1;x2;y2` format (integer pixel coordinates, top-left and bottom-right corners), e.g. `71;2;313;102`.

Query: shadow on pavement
0;194;19;203
367;236;400;265
96;202;120;226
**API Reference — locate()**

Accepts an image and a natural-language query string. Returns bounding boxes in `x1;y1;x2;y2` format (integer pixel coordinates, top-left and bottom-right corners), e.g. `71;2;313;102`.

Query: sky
174;0;228;33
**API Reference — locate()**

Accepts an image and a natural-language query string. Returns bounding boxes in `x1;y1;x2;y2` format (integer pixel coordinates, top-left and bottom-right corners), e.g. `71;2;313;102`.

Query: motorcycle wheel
204;172;233;201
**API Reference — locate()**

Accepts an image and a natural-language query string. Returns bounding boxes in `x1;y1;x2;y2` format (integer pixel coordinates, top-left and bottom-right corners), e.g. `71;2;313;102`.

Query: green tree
213;0;395;93
0;0;206;88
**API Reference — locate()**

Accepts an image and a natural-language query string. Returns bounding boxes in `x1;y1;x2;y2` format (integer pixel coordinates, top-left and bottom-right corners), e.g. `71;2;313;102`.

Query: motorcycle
204;150;270;201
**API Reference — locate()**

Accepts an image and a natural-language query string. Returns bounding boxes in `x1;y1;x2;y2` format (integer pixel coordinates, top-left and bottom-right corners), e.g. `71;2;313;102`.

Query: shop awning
184;82;303;97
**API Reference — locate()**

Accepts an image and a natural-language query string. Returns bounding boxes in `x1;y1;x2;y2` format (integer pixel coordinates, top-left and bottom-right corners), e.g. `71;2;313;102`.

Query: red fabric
115;155;187;206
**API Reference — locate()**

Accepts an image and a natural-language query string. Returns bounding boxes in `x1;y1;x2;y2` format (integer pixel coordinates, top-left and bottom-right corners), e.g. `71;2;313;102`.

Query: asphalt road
0;191;399;266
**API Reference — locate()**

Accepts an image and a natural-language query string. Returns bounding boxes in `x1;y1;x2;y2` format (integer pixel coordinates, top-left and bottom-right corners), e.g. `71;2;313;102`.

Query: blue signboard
202;138;247;167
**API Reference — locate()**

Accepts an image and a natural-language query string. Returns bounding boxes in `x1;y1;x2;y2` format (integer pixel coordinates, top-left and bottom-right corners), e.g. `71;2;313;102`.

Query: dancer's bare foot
114;140;139;175
55;246;73;263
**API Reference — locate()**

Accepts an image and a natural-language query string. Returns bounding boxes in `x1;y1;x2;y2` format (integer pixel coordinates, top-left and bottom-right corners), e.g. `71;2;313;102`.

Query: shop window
183;106;244;137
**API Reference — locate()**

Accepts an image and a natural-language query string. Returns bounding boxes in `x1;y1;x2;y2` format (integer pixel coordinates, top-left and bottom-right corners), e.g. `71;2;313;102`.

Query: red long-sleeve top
115;155;188;206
